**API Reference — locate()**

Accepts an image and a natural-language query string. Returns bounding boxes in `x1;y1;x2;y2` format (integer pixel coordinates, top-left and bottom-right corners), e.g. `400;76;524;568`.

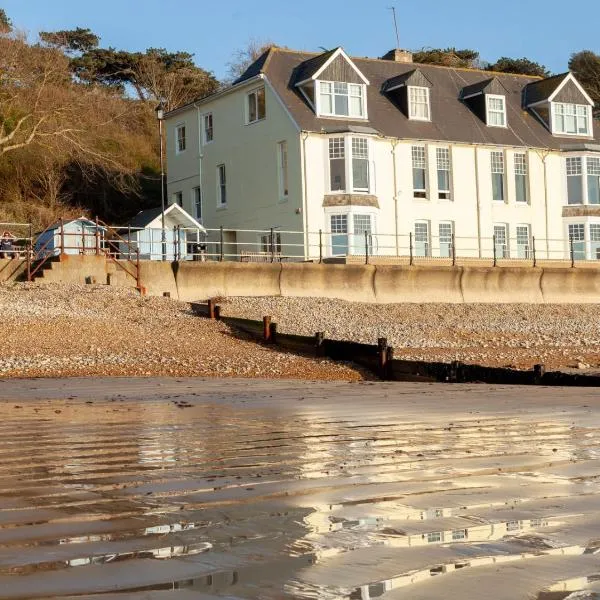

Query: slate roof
238;48;600;150
127;206;164;229
524;72;569;106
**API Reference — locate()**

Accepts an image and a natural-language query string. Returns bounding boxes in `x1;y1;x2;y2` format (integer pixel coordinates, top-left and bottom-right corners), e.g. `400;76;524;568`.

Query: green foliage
569;50;600;116
39;27;99;54
412;47;480;69
488;57;549;77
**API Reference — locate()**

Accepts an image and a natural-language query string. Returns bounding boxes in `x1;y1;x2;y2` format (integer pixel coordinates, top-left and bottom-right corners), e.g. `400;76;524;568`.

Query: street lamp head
155;101;165;120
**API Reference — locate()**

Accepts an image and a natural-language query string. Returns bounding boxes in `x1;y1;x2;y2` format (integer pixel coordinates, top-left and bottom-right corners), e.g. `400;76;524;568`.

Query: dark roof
244;49;599;149
126;206;163;228
292;47;338;84
524;72;569;106
233;48;273;85
460;77;507;99
382;69;433;93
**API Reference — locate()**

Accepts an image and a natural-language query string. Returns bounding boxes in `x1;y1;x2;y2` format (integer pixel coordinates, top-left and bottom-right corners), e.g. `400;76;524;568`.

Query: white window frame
326;135;372;194
246;87;266;124
175;123;186;154
493;223;509;258
565;155;600;206
514;152;529;204
412;145;427;199
192;186;202;221
551;102;592;137
486;95;507;128
203;113;213;144
491;150;506;202
277;141;289;201
414;220;431;257
438;221;454;258
436;147;451;200
325;207;378;257
216;164;227;207
408;86;431;121
515;224;531;259
316;80;367;119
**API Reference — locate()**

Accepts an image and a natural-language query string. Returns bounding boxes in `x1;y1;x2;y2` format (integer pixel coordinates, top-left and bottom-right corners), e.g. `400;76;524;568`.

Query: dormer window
553;103;590;136
408;87;430;121
486;95;506;127
318;81;366;118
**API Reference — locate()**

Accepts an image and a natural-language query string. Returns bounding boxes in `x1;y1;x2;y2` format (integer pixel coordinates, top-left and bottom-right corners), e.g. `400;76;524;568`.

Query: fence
192;300;600;387
2;219;600;267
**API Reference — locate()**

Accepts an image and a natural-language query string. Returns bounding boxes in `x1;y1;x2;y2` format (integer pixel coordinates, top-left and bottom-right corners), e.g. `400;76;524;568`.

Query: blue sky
4;0;599;79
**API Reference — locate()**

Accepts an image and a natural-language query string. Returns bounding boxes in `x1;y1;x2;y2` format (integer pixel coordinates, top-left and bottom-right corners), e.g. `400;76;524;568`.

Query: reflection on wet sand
0;378;599;599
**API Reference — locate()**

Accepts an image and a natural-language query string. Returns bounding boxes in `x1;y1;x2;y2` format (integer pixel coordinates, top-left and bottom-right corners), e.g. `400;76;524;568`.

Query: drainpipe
391;139;400;256
474;146;482;258
301;131;310;260
542;152;550;259
195;104;203;214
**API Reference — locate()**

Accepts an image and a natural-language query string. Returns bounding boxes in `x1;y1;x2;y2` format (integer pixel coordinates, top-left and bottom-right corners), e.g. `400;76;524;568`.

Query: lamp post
155;101;167;261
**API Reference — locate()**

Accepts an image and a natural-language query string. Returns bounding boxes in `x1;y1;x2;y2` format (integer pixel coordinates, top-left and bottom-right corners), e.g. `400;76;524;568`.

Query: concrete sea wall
12;256;600;304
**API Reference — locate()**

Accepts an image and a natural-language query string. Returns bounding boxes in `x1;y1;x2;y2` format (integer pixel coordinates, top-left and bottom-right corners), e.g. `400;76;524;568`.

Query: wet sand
0;378;599;599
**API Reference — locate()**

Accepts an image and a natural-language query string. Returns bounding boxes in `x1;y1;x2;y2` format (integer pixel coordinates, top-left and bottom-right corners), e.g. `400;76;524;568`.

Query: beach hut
34;218;106;257
120;204;206;261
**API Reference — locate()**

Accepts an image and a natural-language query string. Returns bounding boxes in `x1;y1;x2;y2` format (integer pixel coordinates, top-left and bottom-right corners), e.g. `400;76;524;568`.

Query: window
436;148;451;200
217;165;227;206
487;95;506;127
193;187;202;221
412;146;427;199
414;221;430;257
553;103;590;136
176;124;186;154
588;157;600;205
514;153;528;203
353;214;373;254
318;81;365;118
203;113;213;143
439;222;453;258
352;138;369;191
506;520;521;532
590;224;600;260
567;157;583;204
330;214;349;256
173;191;183;207
494;224;508;258
329;137;346;191
569;223;585;260
452;529;467;541
328;136;370;193
491;151;505;201
247;87;266;123
409;87;430;120
426;531;442;543
516;224;531;259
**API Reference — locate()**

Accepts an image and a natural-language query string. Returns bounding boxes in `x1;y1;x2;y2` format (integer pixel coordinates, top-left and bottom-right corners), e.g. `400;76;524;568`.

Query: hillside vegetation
0;9;598;230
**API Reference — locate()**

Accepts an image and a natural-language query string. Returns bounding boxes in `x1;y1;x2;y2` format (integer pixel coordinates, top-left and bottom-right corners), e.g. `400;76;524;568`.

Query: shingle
524;73;569;106
292;48;339;85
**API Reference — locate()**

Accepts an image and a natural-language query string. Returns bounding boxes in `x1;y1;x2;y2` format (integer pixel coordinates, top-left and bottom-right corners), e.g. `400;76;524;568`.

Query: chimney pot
381;49;413;63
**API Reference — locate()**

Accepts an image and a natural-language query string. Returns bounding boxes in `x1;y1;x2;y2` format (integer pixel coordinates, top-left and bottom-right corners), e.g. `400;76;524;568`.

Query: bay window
588;157;600;204
568;223;585;260
329;212;376;256
328;136;371;193
553;103;590;136
566;156;600;205
330;214;349;255
318;81;366;118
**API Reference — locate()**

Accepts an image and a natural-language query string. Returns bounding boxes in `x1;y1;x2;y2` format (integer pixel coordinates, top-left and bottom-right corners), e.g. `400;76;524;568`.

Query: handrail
95;217;141;289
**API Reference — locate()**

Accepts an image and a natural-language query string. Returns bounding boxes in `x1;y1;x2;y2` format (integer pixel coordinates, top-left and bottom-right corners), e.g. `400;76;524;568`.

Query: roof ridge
269;47;545;80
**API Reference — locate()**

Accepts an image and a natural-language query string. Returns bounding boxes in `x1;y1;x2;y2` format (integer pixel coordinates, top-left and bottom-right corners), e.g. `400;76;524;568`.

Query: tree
569;50;600;116
39;27;99;54
0;8;11;33
488;57;549;77
225;39;276;83
412;47;480;69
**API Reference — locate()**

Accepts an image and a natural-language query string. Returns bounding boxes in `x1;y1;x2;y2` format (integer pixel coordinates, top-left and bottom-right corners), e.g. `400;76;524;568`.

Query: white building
165;47;600;261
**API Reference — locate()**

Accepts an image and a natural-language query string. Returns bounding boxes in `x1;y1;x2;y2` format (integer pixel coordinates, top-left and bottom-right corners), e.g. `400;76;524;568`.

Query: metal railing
5;220;600;278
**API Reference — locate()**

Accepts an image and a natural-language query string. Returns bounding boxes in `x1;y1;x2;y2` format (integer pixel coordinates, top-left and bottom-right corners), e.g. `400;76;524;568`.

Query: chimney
380;49;413;63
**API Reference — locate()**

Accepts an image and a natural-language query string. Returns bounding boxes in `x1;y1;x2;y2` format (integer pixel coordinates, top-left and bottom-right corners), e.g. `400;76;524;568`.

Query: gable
319;54;366;85
382;69;432;93
554;79;591;104
461;78;506;99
